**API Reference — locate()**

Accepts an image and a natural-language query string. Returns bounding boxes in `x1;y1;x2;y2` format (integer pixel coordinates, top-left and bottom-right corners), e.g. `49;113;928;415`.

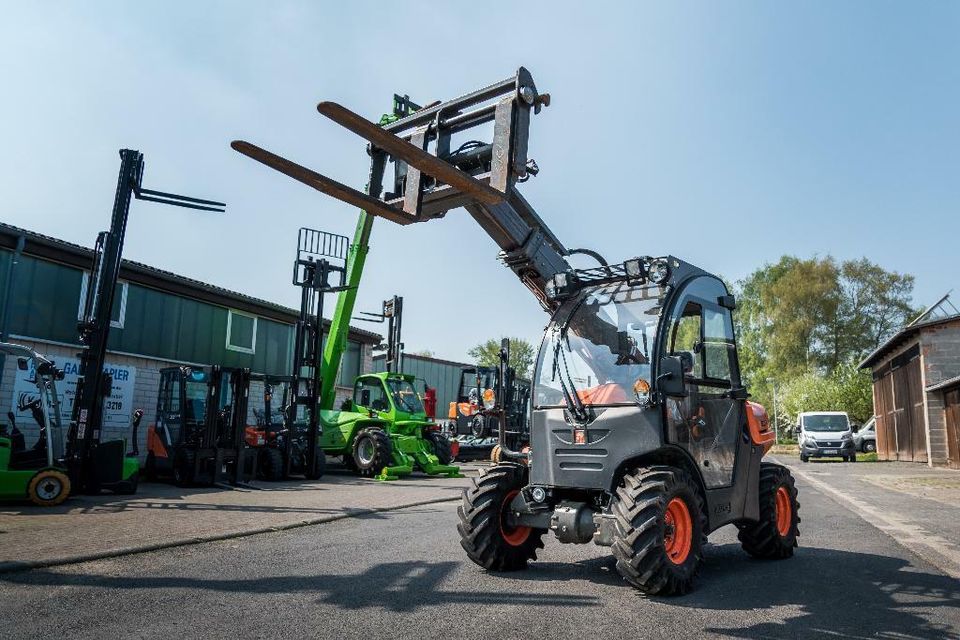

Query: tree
412;349;436;358
467;337;536;379
734;255;914;412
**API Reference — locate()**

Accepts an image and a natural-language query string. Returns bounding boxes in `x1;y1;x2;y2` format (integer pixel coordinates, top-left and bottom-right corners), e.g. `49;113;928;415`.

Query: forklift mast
288;228;348;477
356;295;404;374
68;149;225;490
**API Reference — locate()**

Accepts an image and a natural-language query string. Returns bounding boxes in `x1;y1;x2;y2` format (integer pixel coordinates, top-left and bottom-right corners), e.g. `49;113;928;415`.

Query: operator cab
352;373;425;419
529;256;754;524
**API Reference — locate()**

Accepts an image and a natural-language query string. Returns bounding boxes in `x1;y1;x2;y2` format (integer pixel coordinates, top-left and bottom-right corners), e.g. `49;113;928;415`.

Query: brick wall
921;321;960;464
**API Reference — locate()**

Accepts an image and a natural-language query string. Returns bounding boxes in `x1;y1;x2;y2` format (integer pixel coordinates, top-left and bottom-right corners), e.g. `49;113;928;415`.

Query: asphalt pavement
1;459;958;639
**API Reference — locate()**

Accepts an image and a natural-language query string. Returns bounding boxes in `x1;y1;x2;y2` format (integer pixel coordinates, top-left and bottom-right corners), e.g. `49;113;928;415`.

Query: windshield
802;414;849;432
386;378;425;414
535;283;664;407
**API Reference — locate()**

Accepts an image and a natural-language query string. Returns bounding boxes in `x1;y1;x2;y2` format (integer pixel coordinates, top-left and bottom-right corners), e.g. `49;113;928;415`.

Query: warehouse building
859;295;960;468
0;223;380;457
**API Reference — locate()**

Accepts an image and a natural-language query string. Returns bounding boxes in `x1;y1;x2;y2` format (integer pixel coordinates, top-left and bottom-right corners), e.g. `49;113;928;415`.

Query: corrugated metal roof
0;222;381;343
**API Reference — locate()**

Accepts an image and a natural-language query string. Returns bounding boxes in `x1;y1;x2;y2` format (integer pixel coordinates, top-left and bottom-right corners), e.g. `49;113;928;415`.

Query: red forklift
145;366;256;487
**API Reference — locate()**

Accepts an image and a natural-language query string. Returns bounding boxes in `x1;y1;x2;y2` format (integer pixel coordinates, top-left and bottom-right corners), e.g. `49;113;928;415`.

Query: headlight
842;433;853;441
648;258;671;285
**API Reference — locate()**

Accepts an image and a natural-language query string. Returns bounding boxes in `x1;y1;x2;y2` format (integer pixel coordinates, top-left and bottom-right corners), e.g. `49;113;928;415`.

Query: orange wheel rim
775;486;792;536
664;497;693;565
500;489;531;547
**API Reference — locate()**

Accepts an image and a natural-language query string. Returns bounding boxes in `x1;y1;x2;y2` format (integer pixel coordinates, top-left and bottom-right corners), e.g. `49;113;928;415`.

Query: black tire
800;455;809;463
172;450;196;487
611;466;705;596
306;447;326;480
864;441;876;453
470;415;489;438
259;447;285;481
737;462;800;559
144;452;157;482
457;463;545;571
425;431;454;465
27;469;71;507
351;427;392;477
116;472;139;495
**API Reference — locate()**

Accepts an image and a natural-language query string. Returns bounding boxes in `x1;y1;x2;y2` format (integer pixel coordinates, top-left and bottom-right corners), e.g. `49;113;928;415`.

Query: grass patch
857;452;879;462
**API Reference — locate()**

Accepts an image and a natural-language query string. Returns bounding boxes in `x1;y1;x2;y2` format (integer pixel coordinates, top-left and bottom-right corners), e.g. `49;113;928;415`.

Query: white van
797;411;856;462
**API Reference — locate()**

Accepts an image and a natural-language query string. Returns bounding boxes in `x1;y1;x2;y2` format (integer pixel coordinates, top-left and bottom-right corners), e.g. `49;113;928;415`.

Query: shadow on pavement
685;544;959;639
0;560;598;612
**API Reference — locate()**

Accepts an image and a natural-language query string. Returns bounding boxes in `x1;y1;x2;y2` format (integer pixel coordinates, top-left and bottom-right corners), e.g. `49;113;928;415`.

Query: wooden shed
860;296;960;468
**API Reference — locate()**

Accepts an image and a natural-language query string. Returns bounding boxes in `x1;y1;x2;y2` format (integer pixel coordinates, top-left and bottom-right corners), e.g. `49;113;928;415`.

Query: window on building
338;341;362;387
226;310;257;354
77;274;128;329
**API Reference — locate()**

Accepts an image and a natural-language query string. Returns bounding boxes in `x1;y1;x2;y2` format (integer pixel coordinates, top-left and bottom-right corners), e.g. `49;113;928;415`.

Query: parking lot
1;458;958;640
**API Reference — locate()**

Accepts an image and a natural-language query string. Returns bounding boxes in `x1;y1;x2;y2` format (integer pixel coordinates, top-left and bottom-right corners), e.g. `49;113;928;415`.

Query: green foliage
777;362;874;432
467;337;536;379
412;349;436;358
735;255;912;424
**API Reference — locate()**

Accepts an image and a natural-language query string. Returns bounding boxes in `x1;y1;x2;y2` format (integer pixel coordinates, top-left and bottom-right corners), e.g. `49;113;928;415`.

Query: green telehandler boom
269;97;460;481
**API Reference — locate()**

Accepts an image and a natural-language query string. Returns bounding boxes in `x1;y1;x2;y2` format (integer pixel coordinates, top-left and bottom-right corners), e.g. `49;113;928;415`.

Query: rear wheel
458;463;545;571
425;431;454;465
611;466;705;596
864;441;876;453
737;462;799;559
259;447;285;481
351;428;392;477
27;469;71;507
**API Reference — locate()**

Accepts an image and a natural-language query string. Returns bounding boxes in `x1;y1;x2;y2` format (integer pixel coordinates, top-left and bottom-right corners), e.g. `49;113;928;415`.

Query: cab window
353;378;389;412
670;302;703;379
703;306;736;384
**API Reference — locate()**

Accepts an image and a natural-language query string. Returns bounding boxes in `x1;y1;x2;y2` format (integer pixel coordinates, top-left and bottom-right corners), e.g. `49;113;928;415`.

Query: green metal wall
0;248;366;379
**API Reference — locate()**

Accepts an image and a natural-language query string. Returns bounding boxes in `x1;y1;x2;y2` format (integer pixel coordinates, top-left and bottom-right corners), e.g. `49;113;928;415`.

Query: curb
0;495;461;575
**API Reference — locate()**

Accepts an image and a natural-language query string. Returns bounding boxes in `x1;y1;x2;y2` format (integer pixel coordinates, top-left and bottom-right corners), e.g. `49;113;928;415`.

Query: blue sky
1;2;957;362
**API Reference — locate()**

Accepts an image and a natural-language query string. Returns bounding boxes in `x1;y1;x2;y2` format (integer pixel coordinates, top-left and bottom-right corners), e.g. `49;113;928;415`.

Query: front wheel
737;462;800;559
259;447;285;481
611;466;705;595
306;447;326;480
27;469;71;507
425;431;454;465
351;428;392;478
458;463;545;571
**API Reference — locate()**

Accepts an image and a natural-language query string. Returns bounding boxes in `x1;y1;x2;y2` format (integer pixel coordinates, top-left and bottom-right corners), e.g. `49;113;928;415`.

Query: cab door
663;277;743;489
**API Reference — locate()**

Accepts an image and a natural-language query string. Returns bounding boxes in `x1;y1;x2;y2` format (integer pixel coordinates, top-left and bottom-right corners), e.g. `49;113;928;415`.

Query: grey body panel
529;406;663;490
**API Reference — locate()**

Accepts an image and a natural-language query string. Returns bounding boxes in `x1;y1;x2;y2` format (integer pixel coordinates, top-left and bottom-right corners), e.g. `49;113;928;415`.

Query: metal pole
0;235;26;392
770;379;779;444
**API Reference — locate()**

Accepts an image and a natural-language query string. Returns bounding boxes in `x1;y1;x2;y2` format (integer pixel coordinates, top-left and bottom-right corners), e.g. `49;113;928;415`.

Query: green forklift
0;341;144;505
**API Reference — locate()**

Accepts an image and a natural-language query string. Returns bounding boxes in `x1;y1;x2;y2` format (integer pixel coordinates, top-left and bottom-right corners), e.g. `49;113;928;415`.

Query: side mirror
657;356;687;398
359;389;371;407
16;358;28;371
